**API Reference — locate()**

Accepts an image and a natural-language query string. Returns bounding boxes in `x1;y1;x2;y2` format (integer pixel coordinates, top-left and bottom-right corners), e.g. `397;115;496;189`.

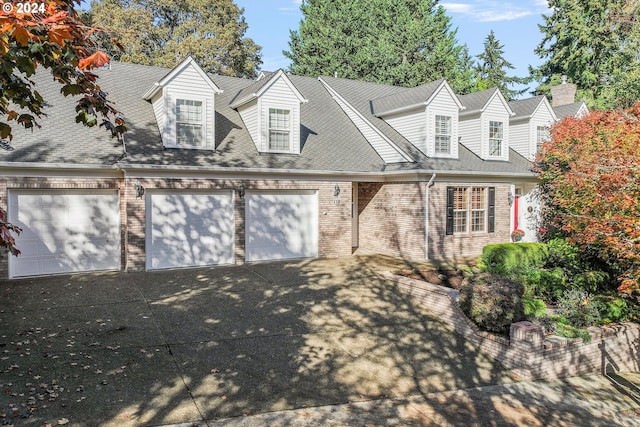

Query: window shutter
446;187;454;235
488;187;495;233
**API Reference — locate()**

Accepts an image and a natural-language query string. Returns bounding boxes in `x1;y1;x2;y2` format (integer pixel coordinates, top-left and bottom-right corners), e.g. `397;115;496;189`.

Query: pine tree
475;31;528;100
88;0;262;78
534;0;640;108
284;0;475;92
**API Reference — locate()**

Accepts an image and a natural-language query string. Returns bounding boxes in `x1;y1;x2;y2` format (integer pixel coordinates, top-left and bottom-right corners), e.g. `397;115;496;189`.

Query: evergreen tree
88;0;262;78
534;0;640;109
475;31;528;100
284;0;475;92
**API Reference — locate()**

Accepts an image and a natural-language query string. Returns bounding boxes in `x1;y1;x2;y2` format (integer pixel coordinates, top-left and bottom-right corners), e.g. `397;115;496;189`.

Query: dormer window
536;125;550;152
435;115;452;155
489;121;504;157
268;108;291;152
176;99;204;147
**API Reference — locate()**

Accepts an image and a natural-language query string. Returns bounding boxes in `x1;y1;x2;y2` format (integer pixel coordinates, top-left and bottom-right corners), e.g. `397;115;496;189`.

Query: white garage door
8;190;121;278
146;192;234;270
245;191;318;262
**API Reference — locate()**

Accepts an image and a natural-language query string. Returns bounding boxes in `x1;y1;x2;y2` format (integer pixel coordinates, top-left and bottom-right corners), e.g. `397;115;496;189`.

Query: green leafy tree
535;102;640;295
285;0;475;93
88;0;262;78
534;0;640;109
475;30;529;100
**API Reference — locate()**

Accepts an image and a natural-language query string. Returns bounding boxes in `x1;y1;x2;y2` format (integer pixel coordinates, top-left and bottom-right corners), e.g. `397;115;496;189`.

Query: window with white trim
447;186;495;235
176;99;204;147
536;125;550;152
435;115;451;155
268;108;291;151
489;121;503;157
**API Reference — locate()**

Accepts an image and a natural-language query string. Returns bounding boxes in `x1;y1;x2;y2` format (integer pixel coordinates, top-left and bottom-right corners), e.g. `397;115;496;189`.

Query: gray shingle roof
370;79;446;116
553;101;586;119
0;62;534;177
509;95;546;119
458;88;500;113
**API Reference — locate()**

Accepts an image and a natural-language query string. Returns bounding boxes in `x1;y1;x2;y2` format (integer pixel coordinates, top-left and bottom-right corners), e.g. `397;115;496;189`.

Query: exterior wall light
133;183;145;199
334;184;341;197
237;183;246;199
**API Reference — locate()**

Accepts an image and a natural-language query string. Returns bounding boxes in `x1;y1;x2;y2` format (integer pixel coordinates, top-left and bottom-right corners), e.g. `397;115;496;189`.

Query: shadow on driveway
0;254;634;426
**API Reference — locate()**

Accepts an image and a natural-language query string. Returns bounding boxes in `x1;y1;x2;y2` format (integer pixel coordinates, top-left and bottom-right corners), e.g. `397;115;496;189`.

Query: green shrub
549;316;592;343
545;238;582;274
573;270;611;293
523;297;547;318
557;289;602;328
594;295;629;324
458;272;525;335
521;267;568;302
481;243;548;275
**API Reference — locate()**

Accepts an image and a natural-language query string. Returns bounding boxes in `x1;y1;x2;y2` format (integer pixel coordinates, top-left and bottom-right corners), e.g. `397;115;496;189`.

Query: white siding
459;112;482;157
529;105;556;158
385;108;427;153
259;76;301;153
151;92;165;140
483;96;511;161
237;99;259;151
509;120;531;159
425;87;460;158
162;62;216;149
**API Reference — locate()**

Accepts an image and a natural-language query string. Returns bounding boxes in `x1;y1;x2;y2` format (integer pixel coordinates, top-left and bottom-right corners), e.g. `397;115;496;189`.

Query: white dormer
230;70;307;154
371;80;463;159
509;96;557;161
143;56;223;150
458;88;514;162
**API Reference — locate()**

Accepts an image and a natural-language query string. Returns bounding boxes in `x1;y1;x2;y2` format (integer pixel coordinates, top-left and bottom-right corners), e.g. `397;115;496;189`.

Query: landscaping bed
391;268;465;290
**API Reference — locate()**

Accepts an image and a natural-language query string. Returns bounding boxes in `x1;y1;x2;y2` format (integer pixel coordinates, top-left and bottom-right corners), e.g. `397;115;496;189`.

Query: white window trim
488;120;504;158
434;114;452;156
453;186;488;235
166;94;211;150
264;103;295;154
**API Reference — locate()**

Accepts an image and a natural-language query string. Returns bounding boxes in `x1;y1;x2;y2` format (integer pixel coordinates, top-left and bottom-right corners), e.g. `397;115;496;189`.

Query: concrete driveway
1;254;638;426
0;254;511;425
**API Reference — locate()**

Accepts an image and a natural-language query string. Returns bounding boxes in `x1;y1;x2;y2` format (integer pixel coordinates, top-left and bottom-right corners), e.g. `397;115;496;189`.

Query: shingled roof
0;61;534;177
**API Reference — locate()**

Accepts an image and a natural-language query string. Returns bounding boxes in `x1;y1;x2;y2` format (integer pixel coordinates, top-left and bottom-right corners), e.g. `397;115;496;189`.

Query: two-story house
0;57;540;278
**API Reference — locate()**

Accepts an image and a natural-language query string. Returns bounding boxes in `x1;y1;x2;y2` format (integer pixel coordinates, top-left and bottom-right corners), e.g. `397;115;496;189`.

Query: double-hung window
489;121;503;157
268;108;291;152
536;125;550;152
446;186;495;235
176;99;204;147
435;115;451;155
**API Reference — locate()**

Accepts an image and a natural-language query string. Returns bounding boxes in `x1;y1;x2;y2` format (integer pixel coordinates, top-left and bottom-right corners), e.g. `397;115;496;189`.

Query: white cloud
442;0;547;22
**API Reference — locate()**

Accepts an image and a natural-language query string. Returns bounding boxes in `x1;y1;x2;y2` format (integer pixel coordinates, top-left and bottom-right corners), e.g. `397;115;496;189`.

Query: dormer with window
143;56;222;150
230;70;307;154
371;79;463;159
458;88;514;161
508;95;557;160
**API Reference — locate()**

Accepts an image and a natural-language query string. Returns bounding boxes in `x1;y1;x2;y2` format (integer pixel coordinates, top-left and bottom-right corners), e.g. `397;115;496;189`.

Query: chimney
550;75;577;107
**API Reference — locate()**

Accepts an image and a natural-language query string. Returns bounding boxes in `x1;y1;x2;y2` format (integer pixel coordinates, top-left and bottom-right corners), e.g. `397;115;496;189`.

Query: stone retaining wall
381;272;640;380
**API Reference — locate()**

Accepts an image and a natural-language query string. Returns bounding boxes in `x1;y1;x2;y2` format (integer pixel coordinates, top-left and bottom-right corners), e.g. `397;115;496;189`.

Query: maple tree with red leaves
1;0;125;255
535;102;640;295
0;0;125;141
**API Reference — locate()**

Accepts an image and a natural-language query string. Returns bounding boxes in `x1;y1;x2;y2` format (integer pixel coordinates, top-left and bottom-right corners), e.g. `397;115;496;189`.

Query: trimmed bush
594;295;630;324
481;243;548;275
521;267;568;303
523;297;547;318
459;272;525;335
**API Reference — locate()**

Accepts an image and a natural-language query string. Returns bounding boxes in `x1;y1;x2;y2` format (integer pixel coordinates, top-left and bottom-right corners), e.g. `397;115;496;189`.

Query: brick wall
383;272;640;380
357;182;425;260
428;182;511;260
124;178;352;271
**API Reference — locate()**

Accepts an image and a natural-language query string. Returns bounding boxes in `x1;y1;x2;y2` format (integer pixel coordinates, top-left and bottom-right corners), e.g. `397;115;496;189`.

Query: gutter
425;173;436;260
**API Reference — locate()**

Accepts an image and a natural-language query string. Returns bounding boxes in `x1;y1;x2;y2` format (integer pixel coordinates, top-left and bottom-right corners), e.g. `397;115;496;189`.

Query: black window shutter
488;187;495;233
446;187;454;235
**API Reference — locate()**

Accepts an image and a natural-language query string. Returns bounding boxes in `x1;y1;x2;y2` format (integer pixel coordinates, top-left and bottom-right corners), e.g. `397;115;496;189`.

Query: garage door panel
147;192;234;270
8;190;121;278
246;191;318;262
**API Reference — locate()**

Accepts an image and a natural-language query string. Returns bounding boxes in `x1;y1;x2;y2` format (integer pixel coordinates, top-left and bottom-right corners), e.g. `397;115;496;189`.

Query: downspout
425;173;436;260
